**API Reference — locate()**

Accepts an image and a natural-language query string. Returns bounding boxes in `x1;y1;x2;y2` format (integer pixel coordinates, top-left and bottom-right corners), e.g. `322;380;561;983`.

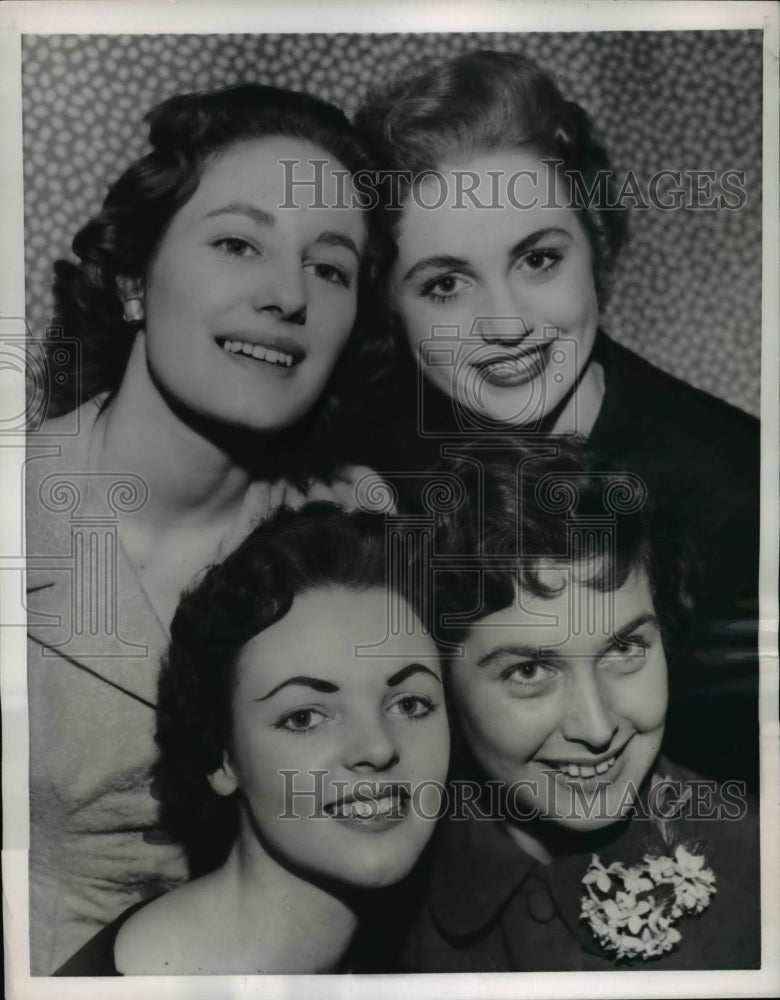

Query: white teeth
554;754;618;778
327;793;402;820
222;339;295;366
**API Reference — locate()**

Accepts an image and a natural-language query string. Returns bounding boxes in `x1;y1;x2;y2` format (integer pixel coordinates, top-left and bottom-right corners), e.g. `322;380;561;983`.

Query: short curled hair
428;437;694;656
154;502;414;874
355;49;628;305
50;84;390;478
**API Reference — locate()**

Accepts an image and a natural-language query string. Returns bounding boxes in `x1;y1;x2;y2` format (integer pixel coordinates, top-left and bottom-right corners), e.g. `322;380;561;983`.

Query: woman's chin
329;852;419;892
546;812;624;834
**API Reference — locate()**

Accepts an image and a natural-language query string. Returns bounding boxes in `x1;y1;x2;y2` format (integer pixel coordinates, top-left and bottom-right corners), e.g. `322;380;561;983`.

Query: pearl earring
122;297;144;323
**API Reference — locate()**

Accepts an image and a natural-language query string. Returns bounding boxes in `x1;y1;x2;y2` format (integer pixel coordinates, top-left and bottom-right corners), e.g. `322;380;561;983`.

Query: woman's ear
207;754;239;797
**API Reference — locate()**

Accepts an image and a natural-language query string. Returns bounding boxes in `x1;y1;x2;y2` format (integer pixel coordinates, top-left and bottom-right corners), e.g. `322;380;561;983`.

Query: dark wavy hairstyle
154;501;419;875
50;84;392;477
427;437;695;658
355;49;628;306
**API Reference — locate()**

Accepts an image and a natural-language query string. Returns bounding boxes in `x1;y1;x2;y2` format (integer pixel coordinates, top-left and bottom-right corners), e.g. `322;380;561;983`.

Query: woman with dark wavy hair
356;49;759;791
26;83;390;973
56;504;449;975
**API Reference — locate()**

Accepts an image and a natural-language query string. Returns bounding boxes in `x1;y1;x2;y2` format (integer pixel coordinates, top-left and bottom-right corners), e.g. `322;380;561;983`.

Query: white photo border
1;2;778;998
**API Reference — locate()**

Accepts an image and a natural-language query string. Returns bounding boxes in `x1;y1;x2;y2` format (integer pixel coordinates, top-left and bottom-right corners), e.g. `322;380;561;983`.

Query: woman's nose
343;716;400;773
474;283;532;345
561;669;618;751
251;257;307;324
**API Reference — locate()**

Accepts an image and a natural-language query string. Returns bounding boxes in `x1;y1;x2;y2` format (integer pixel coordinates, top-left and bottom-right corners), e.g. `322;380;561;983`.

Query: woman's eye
601;634;651;670
507;662;542;681
276;708;328;734
500;661;554;691
517;248;562;278
618;637;648;655
421;273;468;303
304;261;351;288
212;237;259;258
387;694;436;720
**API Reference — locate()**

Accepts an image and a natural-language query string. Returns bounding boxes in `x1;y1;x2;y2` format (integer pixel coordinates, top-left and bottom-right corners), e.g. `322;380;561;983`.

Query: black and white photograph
1;2;778;997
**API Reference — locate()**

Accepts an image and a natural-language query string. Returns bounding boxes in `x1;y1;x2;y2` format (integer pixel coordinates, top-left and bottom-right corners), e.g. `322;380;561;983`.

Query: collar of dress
426;762;680;948
25;397;169;709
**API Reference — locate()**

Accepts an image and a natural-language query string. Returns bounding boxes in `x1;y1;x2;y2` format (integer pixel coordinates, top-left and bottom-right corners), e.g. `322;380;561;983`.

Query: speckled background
22;30;762;415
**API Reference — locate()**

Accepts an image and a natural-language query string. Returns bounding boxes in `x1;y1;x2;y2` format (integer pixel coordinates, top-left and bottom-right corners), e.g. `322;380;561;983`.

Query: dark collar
427;817;537;937
427;761;685;945
589;328;622;446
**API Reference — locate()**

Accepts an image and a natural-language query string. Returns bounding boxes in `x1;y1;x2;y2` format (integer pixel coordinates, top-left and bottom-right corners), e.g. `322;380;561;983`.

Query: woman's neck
550;358;606;437
91;337;256;530
215;840;359;973
504;820;555;865
87;338;274;626
504;812;631;867
116;840;359;975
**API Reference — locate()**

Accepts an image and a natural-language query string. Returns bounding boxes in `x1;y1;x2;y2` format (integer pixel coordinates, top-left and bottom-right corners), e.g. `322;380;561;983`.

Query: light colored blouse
26;397;377;973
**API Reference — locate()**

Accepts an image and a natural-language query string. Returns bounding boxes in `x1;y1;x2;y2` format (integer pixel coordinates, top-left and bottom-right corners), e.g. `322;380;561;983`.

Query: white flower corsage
579;778;717;961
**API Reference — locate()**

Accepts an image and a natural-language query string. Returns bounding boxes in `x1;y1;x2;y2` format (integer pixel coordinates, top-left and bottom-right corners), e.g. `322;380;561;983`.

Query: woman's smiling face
211;586;449;889
140;136;367;432
447;564;667;832
391;148;599;428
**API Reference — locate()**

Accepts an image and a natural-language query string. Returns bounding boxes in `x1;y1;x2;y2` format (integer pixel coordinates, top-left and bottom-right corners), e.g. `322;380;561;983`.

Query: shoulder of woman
597;333;759;444
269;466;394;515
223;466;392;555
114;878;216;974
658;760;759;892
25;397;108;550
322;465;396;513
32;394;106;438
27;398;102;472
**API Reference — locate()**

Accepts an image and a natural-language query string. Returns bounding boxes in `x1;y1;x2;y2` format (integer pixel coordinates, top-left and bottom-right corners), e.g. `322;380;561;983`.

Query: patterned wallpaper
22;30;762;415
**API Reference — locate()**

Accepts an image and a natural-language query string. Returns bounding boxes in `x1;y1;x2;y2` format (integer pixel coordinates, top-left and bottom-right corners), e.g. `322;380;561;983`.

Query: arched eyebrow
477;644;552;668
607;613;659;648
400;228;573;284
202;205;359;260
254;664;441;702
401;254;469;284
476;613;660;668
205;203;275;227
386;663;442;687
508;227;572;261
254;676;339;702
315;231;361;260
